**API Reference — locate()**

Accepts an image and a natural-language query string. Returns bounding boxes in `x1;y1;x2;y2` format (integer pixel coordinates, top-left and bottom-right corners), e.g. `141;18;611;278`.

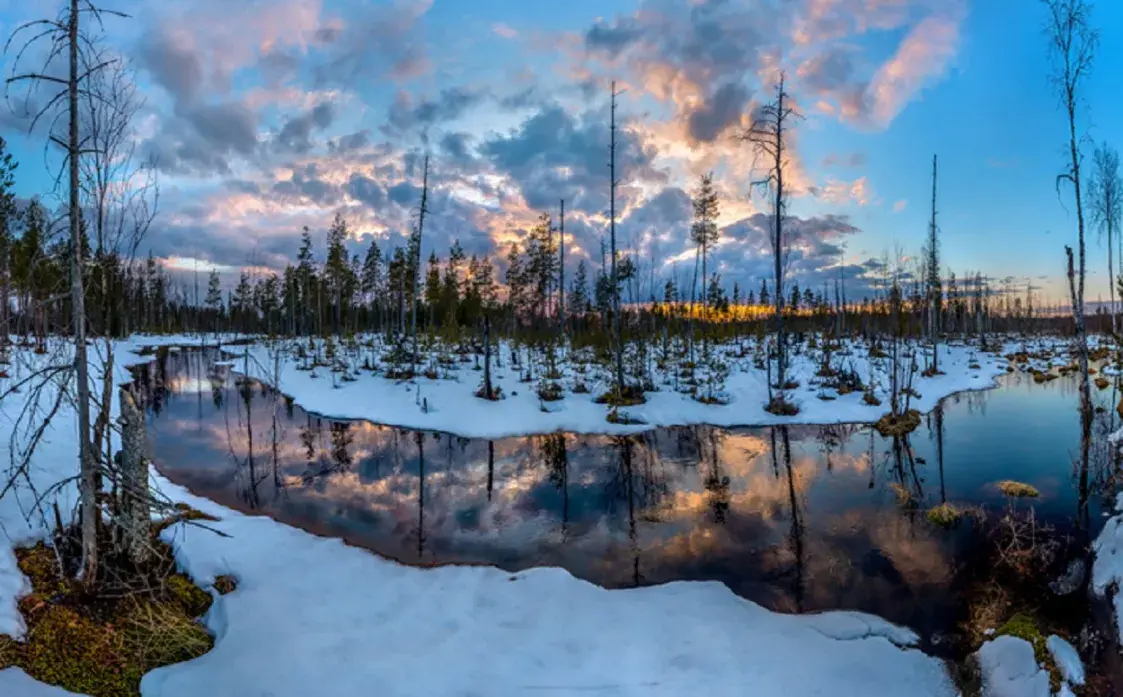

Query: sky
2;0;1123;303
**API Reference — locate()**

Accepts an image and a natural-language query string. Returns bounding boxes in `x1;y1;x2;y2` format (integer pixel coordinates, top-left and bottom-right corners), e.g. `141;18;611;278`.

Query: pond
132;347;1121;659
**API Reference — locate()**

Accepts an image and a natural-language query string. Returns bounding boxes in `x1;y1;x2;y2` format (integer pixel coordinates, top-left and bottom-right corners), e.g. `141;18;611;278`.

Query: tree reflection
775;425;805;612
542;433;569;536
701;427;730;524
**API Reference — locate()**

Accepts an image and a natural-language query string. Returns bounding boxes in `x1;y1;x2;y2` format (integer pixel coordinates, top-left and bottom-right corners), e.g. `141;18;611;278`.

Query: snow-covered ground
224;336;1015;439
0;335;976;696
1;333;1107;696
1093;493;1123;645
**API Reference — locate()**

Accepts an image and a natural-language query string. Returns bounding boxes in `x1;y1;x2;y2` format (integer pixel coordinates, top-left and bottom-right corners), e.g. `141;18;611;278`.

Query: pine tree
0;137;17;363
296;227;316;335
691;172;720;358
570;260;589;319
324;213;350;336
205;269;223;334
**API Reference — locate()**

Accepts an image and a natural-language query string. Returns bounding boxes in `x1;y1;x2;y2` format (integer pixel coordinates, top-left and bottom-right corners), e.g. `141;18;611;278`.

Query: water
133;347;1120;656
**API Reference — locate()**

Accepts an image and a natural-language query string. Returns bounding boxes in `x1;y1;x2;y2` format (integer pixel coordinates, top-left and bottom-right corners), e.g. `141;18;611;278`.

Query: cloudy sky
4;0;1123;302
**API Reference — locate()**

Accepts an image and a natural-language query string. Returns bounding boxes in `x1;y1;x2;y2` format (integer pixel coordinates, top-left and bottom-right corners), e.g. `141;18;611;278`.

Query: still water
133;348;1120;655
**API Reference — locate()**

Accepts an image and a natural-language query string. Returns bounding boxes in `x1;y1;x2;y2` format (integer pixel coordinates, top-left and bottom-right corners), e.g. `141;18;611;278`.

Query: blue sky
2;0;1121;302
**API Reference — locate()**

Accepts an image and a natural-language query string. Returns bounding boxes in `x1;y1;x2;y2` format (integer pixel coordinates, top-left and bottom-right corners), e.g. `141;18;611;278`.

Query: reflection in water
135;348;1121;651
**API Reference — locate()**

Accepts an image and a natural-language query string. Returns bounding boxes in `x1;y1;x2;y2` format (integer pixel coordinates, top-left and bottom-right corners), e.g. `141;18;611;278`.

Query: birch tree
1044;0;1096;416
1090;143;1121;334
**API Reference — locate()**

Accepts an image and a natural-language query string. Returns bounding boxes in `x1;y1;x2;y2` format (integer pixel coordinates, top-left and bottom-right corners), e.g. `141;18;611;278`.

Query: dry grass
996;480;1040;498
874;409;921;437
764;396;799;416
1095;376;1110;390
927;502;962;527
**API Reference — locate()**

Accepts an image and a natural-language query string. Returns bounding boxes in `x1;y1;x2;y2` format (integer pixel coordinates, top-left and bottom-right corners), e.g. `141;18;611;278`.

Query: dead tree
926;155;940;372
608;80;625;397
743;71;802;411
5;0;151;585
1044;0;1096;416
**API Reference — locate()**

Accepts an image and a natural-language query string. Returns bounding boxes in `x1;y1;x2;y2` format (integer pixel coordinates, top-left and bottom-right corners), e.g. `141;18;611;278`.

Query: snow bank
0;668;86;696
977;636;1051;697
227;337;1010;439
1092;493;1123;644
0;337;963;696
1046;635;1084;687
139;473;957;697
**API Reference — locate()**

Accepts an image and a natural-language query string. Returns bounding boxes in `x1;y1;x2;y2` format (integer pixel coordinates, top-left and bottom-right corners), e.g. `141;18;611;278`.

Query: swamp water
132;347;1121;663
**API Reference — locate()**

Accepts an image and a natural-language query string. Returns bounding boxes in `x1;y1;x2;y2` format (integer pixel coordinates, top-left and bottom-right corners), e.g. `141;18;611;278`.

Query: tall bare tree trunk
609;81;624;395
69;0;97;583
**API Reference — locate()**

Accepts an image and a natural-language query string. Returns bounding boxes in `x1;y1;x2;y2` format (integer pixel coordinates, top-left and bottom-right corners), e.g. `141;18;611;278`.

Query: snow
225;336;1012;439
0;668;86;696
0;335;967;696
977;636;1051;697
1046;635;1084;687
1092;493;1123;643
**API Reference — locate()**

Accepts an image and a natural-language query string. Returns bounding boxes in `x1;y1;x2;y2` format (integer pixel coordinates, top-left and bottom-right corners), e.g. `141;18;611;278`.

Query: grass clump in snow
764;395;799;416
213;575;238;595
152;503;220;537
927;502;962;527
996;480;1039;498
1095;376;1110;390
0;535;215;697
874;409;921;437
596;385;647;407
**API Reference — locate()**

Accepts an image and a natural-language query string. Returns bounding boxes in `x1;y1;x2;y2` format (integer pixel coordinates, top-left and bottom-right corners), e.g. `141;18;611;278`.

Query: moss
0;634;18;670
22;605;136;697
4;536;216;697
165;573;213;618
927;502;962;527
213;575;238;595
996;480;1039;498
874;409;921;437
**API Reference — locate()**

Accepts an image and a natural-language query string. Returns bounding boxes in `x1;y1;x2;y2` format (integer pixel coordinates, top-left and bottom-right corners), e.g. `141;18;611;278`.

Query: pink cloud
492;23;518;39
867;10;962;128
893;199;907;213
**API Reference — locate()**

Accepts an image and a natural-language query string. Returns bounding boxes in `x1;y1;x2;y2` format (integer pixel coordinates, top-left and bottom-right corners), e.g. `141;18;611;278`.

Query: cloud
273;101;335;154
492;23;518;40
866;12;961;128
685;81;751;143
312;0;433;85
893;199;907;213
814;177;873;206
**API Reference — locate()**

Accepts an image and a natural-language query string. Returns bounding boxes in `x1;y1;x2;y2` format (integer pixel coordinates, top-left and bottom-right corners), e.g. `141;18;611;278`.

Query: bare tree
608;80;625;398
1090;143;1121;334
3;0;165;583
742;71;802;413
1044;0;1096;416
925;154;941;373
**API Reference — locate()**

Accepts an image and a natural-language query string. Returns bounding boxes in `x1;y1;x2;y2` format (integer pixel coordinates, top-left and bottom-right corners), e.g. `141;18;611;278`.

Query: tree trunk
69;0;98;584
118;389;150;565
